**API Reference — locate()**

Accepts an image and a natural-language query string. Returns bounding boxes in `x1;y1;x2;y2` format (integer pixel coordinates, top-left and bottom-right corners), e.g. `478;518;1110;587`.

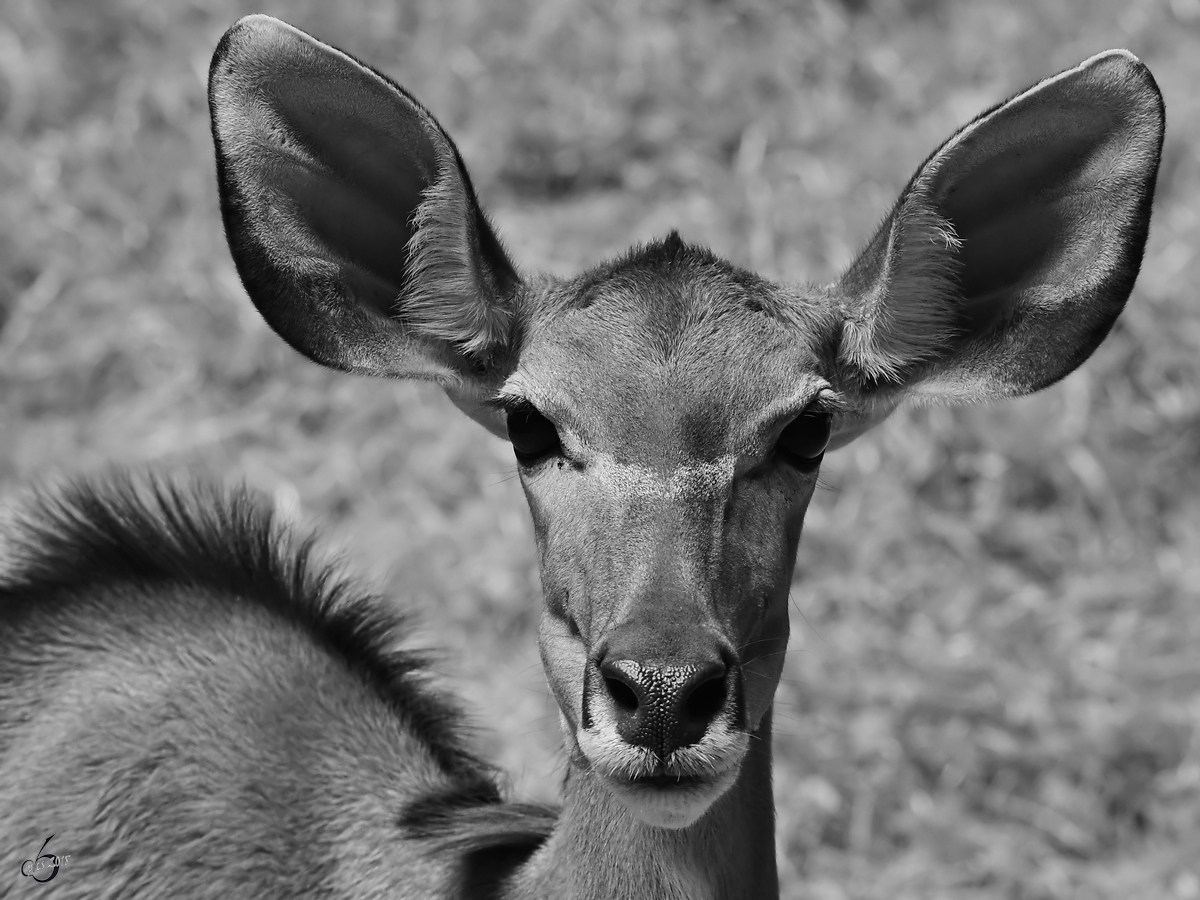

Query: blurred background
1;0;1198;896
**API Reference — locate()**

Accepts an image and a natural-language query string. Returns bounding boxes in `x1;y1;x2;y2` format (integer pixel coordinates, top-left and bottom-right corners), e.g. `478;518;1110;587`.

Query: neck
511;710;777;900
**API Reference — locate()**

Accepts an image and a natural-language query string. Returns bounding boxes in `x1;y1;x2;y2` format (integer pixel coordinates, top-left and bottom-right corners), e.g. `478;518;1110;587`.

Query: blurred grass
2;0;1199;896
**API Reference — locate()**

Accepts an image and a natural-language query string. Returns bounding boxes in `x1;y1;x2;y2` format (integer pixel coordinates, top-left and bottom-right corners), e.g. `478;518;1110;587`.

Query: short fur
0;477;550;898
0;476;489;779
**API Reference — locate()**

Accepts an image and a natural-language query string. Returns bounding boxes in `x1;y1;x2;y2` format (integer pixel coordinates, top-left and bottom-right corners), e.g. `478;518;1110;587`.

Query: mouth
630;772;709;789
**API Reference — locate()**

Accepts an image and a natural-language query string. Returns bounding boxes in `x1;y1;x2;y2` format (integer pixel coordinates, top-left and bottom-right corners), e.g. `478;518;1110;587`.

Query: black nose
597;655;729;756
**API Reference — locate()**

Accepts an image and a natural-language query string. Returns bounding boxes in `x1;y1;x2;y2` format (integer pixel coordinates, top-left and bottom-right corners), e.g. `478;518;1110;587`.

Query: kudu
0;15;1164;900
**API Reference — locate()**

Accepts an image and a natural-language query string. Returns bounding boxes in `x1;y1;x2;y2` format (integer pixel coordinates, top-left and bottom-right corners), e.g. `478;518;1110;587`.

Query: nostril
605;676;639;713
684;673;726;722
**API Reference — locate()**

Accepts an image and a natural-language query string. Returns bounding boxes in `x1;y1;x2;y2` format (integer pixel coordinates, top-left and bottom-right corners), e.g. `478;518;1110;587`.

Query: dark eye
507;404;561;465
776;410;832;473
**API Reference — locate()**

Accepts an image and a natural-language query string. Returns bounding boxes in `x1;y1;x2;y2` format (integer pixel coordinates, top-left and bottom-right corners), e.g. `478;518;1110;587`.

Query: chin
603;767;743;828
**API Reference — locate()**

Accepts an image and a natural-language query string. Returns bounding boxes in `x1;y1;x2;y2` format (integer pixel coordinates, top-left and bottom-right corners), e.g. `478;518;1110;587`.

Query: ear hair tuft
401;151;516;360
838;195;963;385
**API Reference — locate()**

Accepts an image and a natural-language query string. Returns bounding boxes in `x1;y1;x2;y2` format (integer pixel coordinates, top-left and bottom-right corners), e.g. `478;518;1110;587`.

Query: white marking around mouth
575;682;749;828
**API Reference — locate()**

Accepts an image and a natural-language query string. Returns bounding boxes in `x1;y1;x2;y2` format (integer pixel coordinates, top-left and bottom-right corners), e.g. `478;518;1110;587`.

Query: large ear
833;50;1164;425
208;16;518;430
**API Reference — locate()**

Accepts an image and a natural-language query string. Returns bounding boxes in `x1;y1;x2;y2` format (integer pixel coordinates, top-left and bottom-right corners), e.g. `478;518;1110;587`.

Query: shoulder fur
0;473;496;786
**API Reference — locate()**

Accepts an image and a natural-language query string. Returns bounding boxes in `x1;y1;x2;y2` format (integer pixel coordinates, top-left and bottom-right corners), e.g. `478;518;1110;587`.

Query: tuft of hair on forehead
512;232;839;378
561;232;794;320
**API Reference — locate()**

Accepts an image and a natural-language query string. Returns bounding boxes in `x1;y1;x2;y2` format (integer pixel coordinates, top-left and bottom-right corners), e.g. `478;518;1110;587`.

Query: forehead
508;237;832;460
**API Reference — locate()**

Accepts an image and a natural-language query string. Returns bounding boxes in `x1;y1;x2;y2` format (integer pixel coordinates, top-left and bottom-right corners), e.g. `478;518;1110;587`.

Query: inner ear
935;120;1112;334
265;91;439;317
